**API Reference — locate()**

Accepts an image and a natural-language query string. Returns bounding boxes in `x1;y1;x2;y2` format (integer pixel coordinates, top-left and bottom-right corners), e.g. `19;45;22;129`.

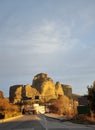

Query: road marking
38;114;48;130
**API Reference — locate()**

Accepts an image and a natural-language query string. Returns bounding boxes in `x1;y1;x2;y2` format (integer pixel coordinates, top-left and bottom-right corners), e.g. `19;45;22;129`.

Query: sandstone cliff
32;73;57;101
9;85;23;103
9;84;39;103
55;82;64;98
25;84;39;98
9;73;74;104
62;84;72;98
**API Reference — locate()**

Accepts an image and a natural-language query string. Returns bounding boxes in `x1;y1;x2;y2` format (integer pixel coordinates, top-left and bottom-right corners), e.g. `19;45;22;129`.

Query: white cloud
27;20;80;54
0;0;95;96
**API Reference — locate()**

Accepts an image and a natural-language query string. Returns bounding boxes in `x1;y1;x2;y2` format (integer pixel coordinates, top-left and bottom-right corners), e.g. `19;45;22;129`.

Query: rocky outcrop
9;85;23;103
9;84;39;103
9;73;73;104
62;84;72;98
55;82;64;98
32;73;57;101
25;84;39;98
32;73;53;92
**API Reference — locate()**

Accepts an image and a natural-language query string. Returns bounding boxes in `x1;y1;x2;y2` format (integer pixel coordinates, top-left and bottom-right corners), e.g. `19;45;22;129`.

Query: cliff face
9;84;39;103
32;73;53;93
32;73;57;101
9;73;73;103
55;82;64;98
9;85;23;103
62;84;72;98
25;84;39;98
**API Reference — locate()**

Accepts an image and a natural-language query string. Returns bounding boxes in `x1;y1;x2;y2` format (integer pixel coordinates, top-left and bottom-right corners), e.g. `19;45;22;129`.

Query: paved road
39;114;95;130
0;115;45;130
0;114;95;130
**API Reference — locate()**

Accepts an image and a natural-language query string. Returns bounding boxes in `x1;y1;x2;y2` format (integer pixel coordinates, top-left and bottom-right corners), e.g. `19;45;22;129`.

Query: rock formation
9;85;23;103
32;73;57;101
55;82;64;98
25;84;39;98
9;84;39;103
9;73;73;104
62;84;72;98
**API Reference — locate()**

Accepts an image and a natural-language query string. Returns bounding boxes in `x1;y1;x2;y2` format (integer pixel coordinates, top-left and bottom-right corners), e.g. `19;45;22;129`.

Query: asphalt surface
0;114;95;130
0;115;45;130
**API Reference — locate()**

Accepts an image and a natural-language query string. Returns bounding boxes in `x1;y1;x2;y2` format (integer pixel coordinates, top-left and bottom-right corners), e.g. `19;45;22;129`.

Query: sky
0;0;95;97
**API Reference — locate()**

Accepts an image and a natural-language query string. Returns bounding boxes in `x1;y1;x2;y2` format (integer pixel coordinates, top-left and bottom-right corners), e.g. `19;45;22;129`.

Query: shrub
0;98;20;119
0;113;5;119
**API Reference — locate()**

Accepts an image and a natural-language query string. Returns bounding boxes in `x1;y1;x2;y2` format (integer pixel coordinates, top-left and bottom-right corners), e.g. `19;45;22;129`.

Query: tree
0;91;4;98
87;81;95;114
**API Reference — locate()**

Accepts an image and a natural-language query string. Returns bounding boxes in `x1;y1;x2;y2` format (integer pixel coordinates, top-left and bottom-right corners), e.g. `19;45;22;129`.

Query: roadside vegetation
87;81;95;118
0;91;21;119
70;115;95;125
48;95;78;117
47;81;95;124
70;81;95;125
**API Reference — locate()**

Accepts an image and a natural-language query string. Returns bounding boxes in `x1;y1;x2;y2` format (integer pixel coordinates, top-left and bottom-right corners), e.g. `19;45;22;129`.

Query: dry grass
71;115;95;125
0;98;21;119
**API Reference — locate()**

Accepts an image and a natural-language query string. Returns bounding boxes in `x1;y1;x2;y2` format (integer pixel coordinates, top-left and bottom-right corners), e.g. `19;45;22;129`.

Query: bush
48;104;59;113
0;113;5;119
0;98;20;119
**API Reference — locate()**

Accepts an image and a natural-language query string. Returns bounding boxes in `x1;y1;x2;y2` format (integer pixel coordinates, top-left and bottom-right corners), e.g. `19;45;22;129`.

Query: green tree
87;81;95;114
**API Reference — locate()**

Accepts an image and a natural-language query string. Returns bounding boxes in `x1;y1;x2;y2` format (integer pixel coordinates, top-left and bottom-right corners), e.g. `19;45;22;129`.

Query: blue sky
0;0;95;97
